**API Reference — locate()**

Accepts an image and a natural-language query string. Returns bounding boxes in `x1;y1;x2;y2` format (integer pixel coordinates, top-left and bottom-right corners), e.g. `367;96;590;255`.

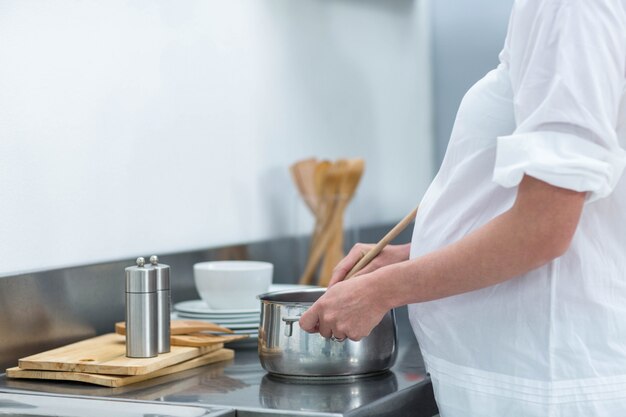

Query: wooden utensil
345;205;419;280
319;159;364;286
290;158;319;214
317;160;348;285
299;159;364;286
170;333;249;347
310;160;335;249
299;161;343;285
17;333;214;376
7;348;234;388
115;320;234;336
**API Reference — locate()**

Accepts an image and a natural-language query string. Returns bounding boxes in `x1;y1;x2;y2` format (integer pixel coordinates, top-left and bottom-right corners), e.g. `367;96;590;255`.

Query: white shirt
408;0;626;415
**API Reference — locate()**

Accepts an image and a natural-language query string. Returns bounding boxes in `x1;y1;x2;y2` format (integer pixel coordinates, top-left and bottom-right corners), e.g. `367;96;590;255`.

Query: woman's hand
299;272;390;341
328;243;411;287
298;243;409;341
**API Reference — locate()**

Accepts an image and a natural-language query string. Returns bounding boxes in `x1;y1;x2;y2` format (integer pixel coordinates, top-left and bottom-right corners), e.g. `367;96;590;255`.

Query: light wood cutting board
17;333;217;376
7;348;234;387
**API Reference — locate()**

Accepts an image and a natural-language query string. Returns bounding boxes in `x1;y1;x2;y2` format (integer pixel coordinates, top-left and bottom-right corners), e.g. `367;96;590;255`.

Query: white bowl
193;261;273;310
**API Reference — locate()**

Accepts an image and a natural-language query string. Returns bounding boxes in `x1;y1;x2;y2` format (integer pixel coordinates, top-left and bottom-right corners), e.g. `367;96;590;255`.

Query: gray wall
431;0;515;163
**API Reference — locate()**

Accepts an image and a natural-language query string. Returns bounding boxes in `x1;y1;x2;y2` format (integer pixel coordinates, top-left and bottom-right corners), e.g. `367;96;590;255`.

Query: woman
299;0;626;415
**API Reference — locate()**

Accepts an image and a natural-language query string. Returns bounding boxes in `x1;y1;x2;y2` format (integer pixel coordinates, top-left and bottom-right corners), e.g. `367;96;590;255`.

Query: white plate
176;312;260;324
175;310;261;321
174;300;259;315
232;329;258;335
213;322;259;330
176;311;261;322
170;313;258;331
174;284;318;315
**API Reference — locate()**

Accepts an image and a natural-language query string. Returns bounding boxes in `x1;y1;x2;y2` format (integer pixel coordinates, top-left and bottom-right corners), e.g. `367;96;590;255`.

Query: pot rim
257;287;325;305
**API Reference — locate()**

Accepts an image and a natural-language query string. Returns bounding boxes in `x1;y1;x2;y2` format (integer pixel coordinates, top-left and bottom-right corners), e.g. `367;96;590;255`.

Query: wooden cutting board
7;348;234;387
17;333;217;376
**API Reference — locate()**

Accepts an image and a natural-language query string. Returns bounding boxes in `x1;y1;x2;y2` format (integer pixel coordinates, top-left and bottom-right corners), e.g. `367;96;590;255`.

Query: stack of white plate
172;284;312;341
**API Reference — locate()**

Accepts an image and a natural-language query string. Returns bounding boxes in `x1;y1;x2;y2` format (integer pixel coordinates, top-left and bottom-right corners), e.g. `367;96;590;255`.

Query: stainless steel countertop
0;307;438;417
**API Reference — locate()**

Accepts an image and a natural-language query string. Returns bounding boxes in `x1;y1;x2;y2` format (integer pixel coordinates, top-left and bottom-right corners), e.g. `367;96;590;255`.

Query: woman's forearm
370;176;586;309
329;242;411;285
299;176;586;341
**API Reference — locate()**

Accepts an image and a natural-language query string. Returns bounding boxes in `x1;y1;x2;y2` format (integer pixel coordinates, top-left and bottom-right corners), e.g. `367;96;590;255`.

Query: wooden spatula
171;333;249;347
299;161;343;285
115;320;234;336
311;160;335;250
319;159;364;286
345;205;419;280
290;158;319;214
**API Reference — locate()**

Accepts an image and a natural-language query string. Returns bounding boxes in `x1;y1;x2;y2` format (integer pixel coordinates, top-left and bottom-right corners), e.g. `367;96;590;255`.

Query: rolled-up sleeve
493;0;626;202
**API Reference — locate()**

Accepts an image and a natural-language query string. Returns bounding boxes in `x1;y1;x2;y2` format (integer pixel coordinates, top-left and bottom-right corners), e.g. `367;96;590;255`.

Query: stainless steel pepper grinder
125;257;158;358
150;255;171;354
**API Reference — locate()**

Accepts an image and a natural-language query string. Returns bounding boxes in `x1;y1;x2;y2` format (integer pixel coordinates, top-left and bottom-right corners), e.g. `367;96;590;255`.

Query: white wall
0;0;433;276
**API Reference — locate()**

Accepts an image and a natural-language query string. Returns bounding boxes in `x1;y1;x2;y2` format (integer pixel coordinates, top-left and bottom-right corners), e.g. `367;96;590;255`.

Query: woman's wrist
398;243;411;261
362;263;405;313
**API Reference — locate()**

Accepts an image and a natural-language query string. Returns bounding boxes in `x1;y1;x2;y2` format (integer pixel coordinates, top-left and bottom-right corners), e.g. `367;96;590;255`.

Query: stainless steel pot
257;288;398;378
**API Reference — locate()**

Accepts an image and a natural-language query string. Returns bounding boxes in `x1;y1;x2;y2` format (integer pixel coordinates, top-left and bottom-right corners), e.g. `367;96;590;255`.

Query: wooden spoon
115;320;234;336
299;161;343;285
170;333;249;347
290;158;319;214
309;160;333;250
319;159;364;286
345;205;419;280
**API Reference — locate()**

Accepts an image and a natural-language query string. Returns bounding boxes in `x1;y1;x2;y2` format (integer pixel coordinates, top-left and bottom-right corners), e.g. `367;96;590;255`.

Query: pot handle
281;316;301;337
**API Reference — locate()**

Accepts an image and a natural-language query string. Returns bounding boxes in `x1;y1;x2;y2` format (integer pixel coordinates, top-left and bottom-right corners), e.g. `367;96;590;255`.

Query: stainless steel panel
0;392;234;417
